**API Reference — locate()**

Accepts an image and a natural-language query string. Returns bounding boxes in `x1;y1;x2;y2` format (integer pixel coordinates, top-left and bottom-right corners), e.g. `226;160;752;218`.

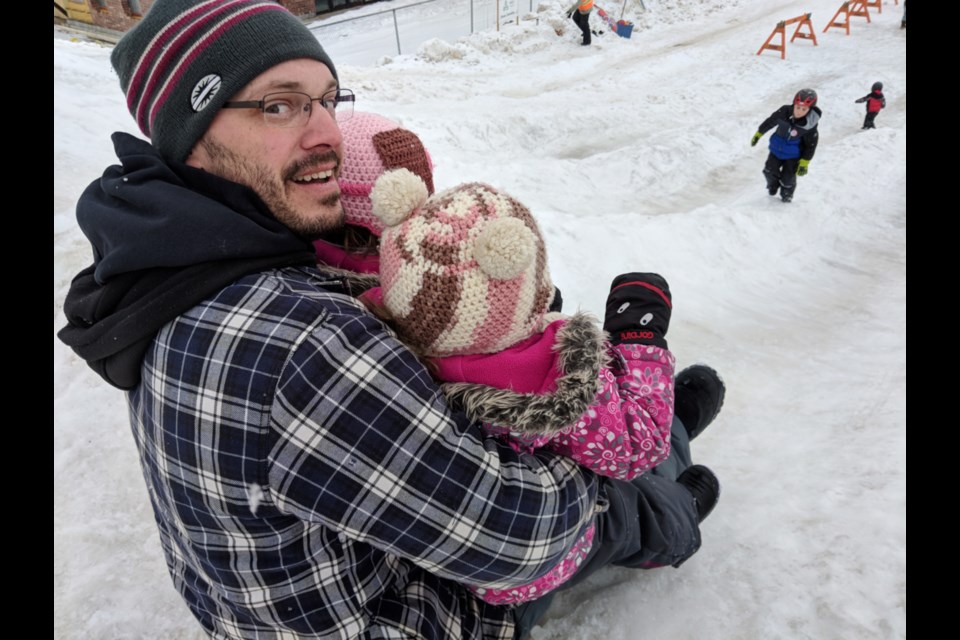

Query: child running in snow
359;167;677;605
855;82;886;130
751;88;822;203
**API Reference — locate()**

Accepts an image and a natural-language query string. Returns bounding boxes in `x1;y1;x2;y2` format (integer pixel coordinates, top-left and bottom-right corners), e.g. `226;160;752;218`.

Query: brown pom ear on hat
370;168;429;228
474;218;536;280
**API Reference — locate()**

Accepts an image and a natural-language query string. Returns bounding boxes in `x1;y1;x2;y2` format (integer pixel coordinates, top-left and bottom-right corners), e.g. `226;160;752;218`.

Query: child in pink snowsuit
360;168;677;605
313;112;677;605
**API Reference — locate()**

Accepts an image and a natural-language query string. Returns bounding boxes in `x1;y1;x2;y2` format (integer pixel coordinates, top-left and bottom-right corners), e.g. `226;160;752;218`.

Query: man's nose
300;106;342;151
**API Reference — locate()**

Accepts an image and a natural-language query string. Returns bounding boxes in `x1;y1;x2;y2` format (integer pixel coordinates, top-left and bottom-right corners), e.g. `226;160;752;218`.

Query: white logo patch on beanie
190;74;222;112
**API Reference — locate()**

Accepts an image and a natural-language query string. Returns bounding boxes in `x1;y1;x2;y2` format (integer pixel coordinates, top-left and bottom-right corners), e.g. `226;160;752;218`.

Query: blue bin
617;21;634;38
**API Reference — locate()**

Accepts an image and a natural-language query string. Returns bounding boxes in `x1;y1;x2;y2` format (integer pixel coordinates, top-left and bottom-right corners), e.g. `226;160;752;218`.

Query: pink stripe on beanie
339;112;434;236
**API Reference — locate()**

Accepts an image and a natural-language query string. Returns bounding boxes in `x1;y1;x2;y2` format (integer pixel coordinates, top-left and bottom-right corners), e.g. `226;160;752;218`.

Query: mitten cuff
610;331;668;349
610;278;672;308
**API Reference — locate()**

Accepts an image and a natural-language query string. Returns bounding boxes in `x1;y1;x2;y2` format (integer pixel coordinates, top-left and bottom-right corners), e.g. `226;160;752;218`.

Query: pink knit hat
339;112;435;236
369;169;555;357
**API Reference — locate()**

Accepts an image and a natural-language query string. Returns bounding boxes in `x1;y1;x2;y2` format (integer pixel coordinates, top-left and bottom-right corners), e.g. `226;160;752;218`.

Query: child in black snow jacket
855;82;886;130
750;88;822;203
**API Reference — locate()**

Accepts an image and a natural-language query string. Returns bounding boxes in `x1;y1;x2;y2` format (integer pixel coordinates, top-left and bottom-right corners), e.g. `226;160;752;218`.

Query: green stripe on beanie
111;0;337;164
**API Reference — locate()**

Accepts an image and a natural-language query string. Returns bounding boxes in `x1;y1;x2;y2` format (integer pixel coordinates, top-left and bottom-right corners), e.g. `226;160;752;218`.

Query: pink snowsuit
324;252;676;605
429;311;676;604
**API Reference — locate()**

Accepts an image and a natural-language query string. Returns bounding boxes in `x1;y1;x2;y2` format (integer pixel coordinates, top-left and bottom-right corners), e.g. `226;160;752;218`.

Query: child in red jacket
855;82;886;130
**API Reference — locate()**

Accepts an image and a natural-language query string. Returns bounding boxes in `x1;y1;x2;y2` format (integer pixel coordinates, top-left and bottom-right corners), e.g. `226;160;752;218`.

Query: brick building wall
283;0;316;17
64;1;324;34
77;0;153;31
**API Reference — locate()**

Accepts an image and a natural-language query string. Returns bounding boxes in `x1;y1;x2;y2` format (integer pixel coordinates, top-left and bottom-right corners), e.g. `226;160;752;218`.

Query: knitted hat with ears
339;112;435;236
370;169;555;357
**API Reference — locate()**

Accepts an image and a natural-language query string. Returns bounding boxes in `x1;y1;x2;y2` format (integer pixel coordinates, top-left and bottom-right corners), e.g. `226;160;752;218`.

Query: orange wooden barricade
757;14;818;59
824;1;872;35
863;0;882;14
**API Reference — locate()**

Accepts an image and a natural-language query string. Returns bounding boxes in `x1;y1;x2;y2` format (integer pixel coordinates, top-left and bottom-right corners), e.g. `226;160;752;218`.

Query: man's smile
292;168;335;184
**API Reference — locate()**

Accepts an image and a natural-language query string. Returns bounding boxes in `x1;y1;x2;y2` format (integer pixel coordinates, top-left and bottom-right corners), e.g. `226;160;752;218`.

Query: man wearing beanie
58;2;715;638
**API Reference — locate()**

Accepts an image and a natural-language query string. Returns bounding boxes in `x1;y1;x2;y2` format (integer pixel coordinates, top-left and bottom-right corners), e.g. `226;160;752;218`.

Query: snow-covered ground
54;1;906;638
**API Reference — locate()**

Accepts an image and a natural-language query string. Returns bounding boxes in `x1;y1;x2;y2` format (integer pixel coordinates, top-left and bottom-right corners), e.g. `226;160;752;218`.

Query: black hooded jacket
58;133;318;390
758;105;821;161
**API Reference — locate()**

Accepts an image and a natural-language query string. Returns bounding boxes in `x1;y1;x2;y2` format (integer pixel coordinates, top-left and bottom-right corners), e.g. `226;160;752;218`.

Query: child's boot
764;175;779;196
677;465;721;522
674;365;726;441
780;182;795;203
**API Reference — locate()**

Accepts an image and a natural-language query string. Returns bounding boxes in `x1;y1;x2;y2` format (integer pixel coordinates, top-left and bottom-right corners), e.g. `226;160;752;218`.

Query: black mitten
603;272;672;348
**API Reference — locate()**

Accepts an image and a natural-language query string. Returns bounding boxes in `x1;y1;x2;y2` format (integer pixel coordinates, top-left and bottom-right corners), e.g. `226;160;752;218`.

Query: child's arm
541;274;676;480
757;106;787;135
542;343;675;481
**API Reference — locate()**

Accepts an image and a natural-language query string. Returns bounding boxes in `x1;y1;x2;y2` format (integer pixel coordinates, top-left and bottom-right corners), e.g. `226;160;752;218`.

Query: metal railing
308;0;540;62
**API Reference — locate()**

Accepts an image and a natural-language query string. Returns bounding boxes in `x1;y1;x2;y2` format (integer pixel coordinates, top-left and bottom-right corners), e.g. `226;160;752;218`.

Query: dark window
315;0;377;15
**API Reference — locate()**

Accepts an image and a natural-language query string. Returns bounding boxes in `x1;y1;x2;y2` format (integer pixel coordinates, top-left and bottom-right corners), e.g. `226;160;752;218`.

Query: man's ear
185;144;205;169
185;137;211;169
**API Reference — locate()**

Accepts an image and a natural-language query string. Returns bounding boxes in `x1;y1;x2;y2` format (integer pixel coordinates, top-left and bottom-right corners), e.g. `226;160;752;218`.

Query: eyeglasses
222;88;355;127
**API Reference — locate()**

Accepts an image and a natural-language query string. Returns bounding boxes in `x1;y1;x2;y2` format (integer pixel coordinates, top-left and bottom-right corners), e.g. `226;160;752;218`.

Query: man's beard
198;138;344;239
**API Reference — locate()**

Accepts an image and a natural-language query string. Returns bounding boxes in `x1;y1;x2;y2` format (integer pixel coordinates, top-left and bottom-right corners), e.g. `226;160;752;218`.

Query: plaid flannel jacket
128;266;599;639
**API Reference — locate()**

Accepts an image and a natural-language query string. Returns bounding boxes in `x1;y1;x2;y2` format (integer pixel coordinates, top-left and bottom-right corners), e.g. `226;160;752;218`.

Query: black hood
78;132;316;284
58;132;318;390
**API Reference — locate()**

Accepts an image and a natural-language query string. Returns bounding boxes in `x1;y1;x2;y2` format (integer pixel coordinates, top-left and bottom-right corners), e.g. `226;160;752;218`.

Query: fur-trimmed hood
437;312;607;435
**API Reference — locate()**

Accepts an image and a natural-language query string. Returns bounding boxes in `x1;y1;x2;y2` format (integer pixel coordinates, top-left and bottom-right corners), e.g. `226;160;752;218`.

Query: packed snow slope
54;1;906;638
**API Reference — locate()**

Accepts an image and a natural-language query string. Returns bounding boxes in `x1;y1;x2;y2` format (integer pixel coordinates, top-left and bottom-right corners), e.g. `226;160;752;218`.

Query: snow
53;1;906;638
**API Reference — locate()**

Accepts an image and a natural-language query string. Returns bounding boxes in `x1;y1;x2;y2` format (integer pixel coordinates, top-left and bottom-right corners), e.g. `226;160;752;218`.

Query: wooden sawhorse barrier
757;14;818;59
864;0;902;13
824;1;871;35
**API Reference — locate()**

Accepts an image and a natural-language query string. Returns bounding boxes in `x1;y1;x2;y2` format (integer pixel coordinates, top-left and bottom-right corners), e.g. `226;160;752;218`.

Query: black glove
603;273;672;348
855;97;866;103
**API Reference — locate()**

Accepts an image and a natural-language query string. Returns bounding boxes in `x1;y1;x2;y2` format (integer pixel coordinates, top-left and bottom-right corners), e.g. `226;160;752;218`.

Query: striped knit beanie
339;112;434;236
370;169;555;357
110;0;336;163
